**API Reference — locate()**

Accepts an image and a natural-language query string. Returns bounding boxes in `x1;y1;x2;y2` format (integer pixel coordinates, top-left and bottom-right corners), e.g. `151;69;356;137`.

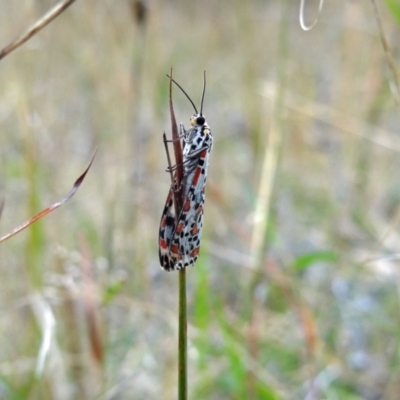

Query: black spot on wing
166;215;175;226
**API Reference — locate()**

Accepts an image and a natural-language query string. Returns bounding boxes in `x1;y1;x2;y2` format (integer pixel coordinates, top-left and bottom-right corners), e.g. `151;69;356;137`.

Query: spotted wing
169;134;212;269
159;187;177;271
159;125;212;271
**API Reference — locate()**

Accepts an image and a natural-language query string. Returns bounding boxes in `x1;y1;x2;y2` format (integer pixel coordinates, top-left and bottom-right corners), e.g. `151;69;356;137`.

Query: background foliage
1;1;400;399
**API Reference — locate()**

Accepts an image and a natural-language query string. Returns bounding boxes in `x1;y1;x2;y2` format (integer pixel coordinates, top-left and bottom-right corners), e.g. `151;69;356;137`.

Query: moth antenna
166;74;198;114
200;71;206;116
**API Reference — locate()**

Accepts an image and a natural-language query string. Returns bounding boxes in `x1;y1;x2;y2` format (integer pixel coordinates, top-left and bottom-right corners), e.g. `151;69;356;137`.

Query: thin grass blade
0;153;95;243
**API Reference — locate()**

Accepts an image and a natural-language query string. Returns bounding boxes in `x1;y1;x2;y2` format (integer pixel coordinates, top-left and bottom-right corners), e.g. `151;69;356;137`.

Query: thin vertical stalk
178;269;187;399
167;69;187;399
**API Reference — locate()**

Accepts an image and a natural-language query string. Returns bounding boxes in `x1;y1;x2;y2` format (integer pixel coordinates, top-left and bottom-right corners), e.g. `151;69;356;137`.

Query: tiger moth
159;74;213;271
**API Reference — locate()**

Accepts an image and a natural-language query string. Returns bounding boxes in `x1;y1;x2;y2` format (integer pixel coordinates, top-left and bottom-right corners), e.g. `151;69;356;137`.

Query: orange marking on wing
176;223;184;233
190;247;200;257
171;244;179;254
190;225;199;235
192;167;202;186
183;199;191;212
159;238;167;249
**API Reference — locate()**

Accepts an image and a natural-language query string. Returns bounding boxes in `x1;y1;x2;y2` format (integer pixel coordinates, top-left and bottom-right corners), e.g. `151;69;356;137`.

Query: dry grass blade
0;0;76;61
32;293;56;378
0;153;95;243
0;198;4;220
169;69;184;212
370;0;400;104
299;0;324;31
80;234;104;367
249;96;281;269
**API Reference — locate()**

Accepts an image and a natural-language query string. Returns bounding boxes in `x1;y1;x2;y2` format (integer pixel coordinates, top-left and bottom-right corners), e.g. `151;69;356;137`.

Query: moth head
190;114;206;127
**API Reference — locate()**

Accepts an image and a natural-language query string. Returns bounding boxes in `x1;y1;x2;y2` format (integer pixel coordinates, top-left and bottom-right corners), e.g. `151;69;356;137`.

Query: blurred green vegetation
1;0;400;399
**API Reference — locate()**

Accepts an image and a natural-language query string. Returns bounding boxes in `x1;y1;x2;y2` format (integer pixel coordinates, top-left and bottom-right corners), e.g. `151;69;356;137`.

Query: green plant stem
178;268;187;399
168;69;187;399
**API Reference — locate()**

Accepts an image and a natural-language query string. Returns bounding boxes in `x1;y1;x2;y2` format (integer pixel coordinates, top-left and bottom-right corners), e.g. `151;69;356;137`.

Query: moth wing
159;187;178;271
171;150;210;269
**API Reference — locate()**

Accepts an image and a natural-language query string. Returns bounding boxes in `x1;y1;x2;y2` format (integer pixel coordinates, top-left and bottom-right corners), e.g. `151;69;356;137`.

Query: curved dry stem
0;152;95;243
0;0;76;61
299;0;324;31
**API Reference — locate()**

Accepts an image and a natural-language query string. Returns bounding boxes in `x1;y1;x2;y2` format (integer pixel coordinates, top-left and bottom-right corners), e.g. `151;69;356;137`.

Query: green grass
1;0;400;399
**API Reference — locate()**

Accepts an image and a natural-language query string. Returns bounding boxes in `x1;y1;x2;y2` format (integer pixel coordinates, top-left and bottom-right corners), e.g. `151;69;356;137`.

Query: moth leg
163;136;185;143
166;158;192;173
163;124;186;144
185;145;211;160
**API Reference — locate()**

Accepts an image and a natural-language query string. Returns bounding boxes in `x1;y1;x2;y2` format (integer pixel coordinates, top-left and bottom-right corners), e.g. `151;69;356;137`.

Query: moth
159;74;213;271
